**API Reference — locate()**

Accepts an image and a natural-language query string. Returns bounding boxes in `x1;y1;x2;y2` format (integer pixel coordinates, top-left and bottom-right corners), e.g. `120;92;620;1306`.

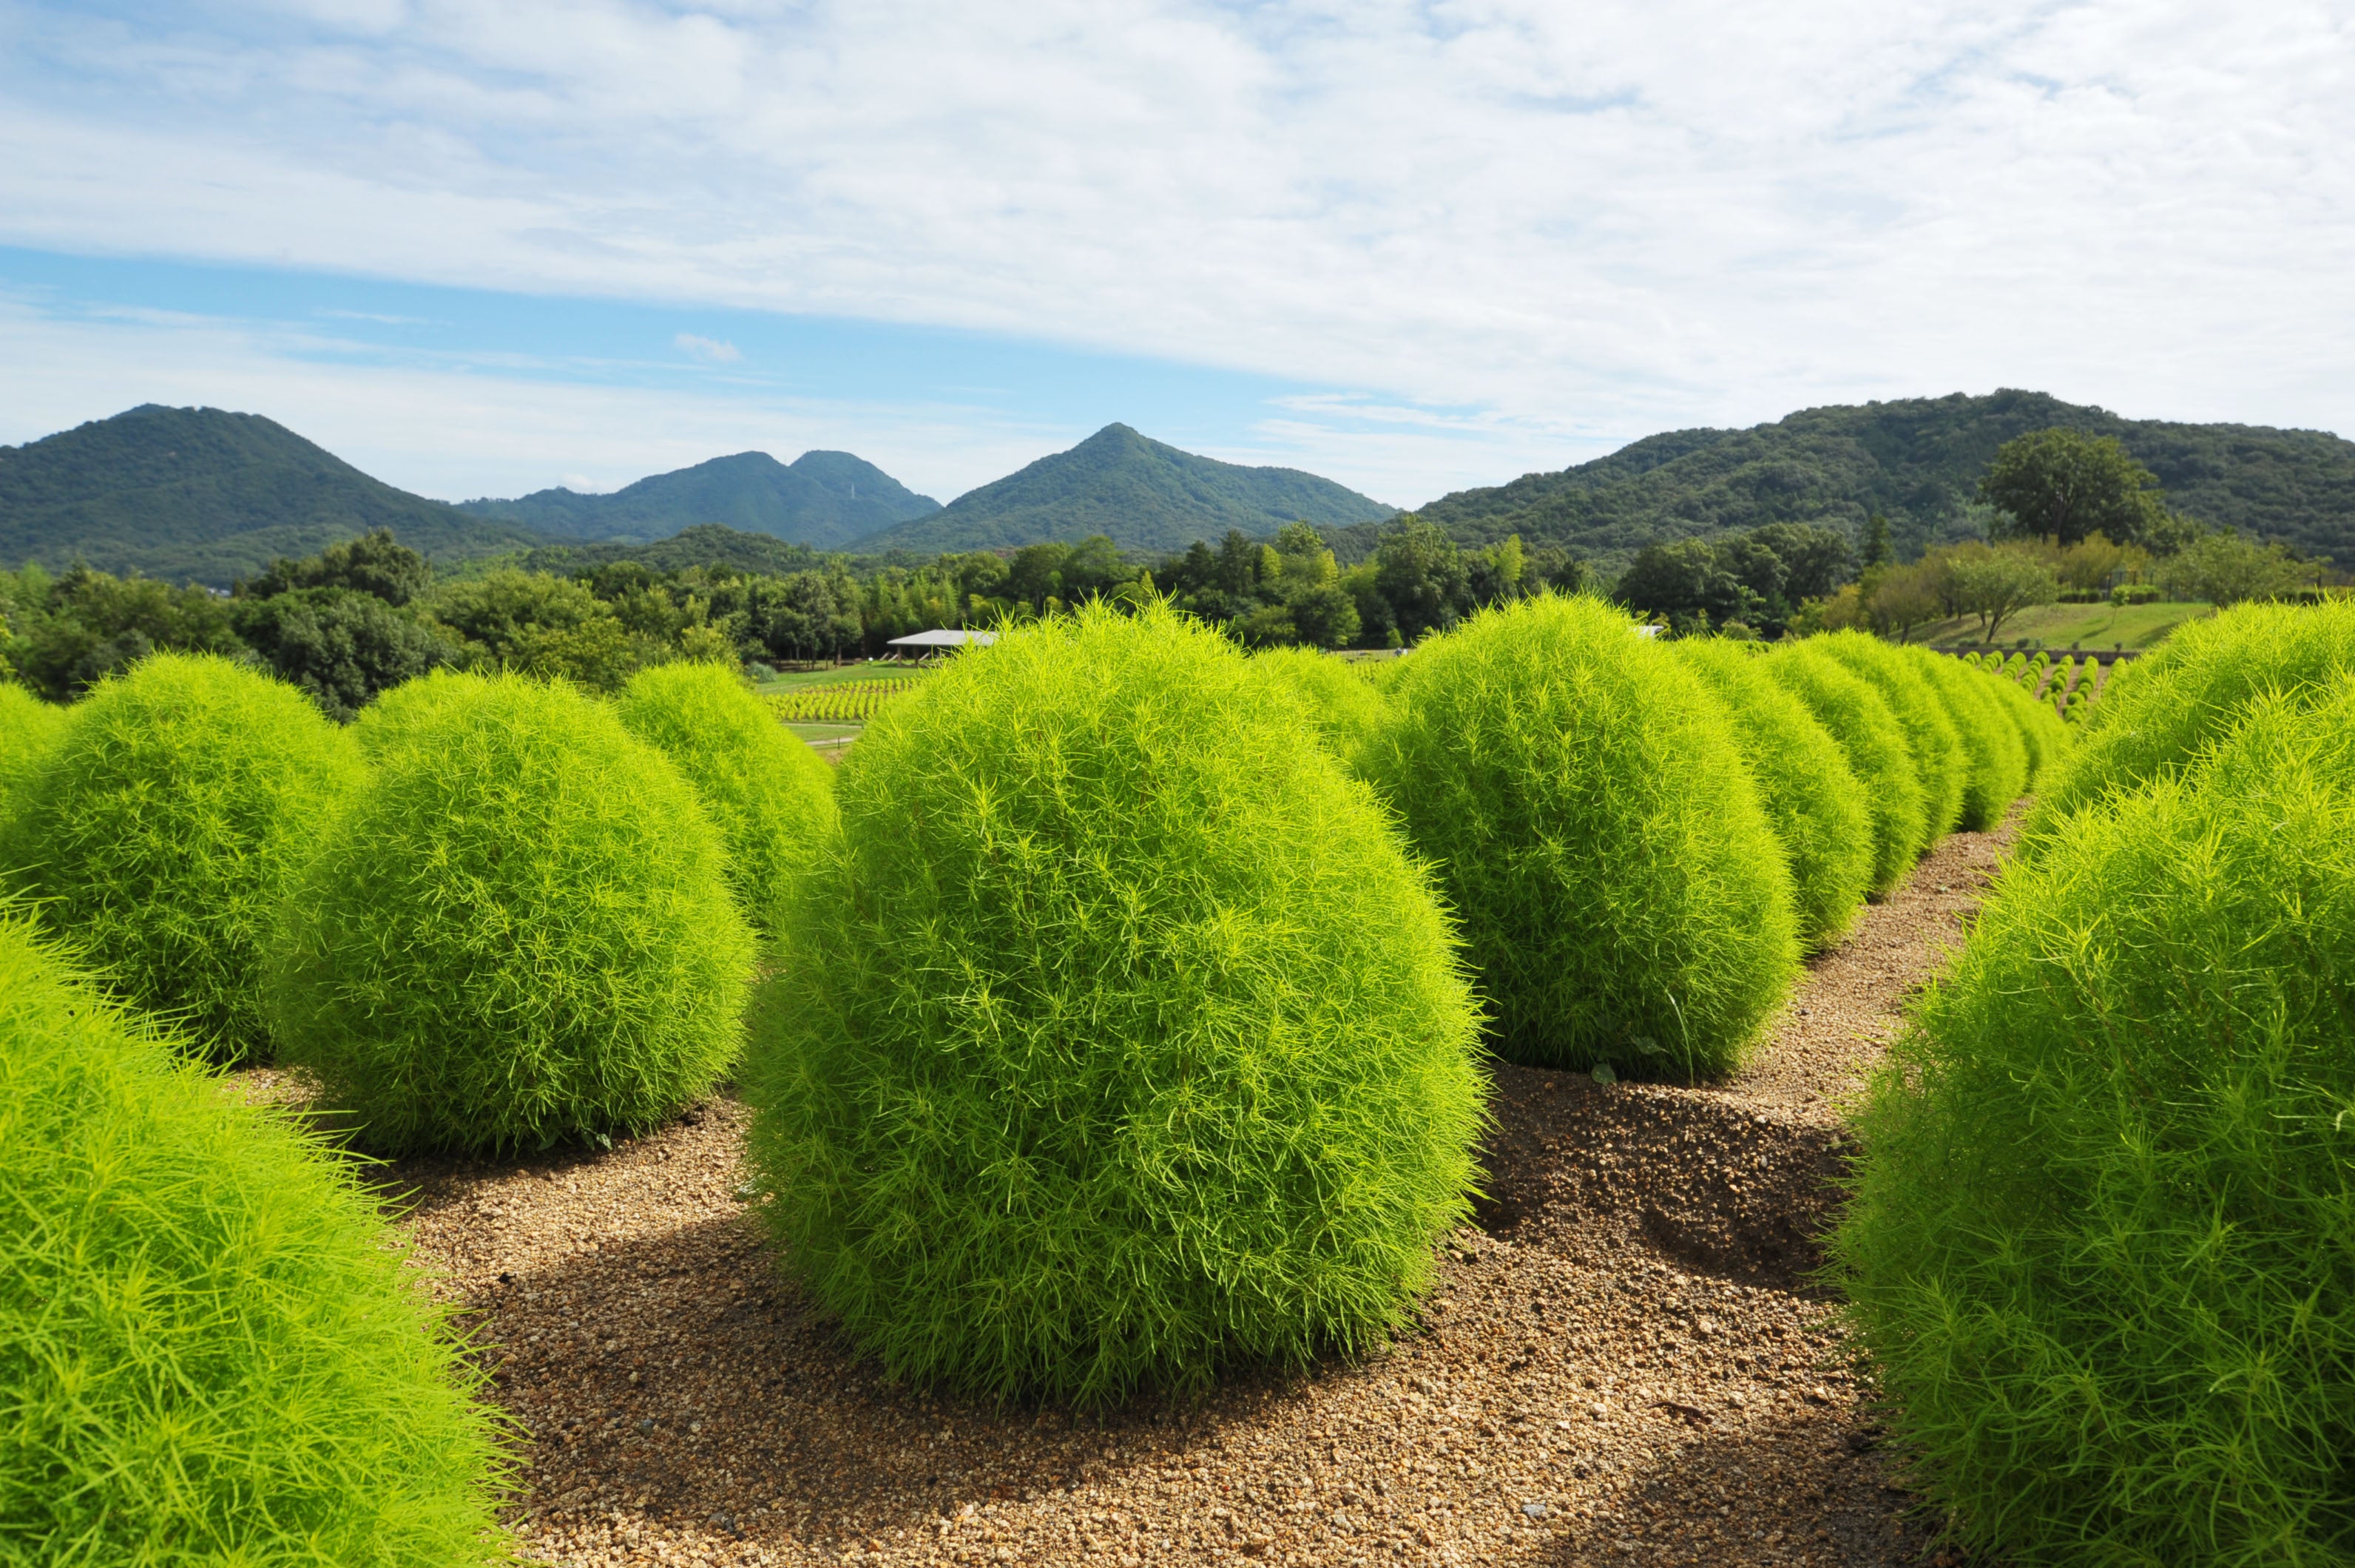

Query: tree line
4;427;2339;717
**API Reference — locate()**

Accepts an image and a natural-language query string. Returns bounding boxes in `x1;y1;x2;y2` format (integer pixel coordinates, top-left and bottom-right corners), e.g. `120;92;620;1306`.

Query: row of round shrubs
1832;597;2355;1564
738;596;2067;1405
0;654;835;1154
0;595;2067;1431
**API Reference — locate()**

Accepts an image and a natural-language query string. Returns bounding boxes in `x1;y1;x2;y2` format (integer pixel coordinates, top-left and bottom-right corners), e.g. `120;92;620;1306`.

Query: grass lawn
1915;600;2214;652
784;721;861;751
754;660;930;693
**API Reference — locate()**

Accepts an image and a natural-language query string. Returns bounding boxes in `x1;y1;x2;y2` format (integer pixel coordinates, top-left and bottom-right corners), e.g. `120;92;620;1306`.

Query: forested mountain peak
850;423;1396;555
0;405;545;587
461;447;937;549
1418;390;2355;570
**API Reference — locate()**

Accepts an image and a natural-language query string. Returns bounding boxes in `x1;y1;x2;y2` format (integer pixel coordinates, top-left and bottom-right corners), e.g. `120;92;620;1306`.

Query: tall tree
1977;430;2171;548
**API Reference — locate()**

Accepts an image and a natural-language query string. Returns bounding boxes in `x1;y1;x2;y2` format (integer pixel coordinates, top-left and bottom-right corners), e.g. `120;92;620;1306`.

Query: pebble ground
339;822;2010;1568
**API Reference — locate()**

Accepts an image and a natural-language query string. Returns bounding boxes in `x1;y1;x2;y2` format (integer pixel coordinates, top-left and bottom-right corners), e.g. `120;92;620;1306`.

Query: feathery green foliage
2024;598;2355;839
1811;630;1965;845
1762;643;1925;898
1362;595;1797;1075
1247;646;1393;768
743;603;1484;1406
1981;669;2067;787
615;660;838;935
1831;682;2355;1566
1899;647;2027;831
0;654;362;1060
268;671;752;1155
0;913;514;1562
1673;639;1871;950
0;684;67;817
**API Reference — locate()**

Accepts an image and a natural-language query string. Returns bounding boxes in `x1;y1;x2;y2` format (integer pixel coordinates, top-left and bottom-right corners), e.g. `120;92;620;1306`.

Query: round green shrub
1248;645;1392;767
268;670;753;1155
1831;680;2355;1565
2024;598;2355;840
1761;643;1925;897
1673;638;1871;951
0;653;363;1060
1811;630;1966;845
615;660;838;934
351;665;475;760
0;912;513;1561
1899;646;2027;831
0;683;67;817
1360;594;1797;1076
744;603;1484;1406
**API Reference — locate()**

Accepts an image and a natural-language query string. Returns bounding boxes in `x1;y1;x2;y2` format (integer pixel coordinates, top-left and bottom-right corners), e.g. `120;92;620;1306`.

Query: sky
0;0;2348;509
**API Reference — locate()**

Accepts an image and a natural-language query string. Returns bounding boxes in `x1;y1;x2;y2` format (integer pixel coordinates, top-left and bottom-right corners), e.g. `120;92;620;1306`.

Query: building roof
884;628;998;649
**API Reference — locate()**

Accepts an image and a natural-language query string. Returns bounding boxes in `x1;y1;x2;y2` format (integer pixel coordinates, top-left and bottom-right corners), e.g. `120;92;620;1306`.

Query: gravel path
314;822;2013;1568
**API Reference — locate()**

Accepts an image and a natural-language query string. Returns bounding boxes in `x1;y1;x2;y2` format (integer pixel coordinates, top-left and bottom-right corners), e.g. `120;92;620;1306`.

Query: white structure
883;628;998;659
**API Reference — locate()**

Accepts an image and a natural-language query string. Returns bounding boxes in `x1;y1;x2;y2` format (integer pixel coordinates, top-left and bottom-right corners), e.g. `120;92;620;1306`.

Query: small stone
1522;1501;1550;1518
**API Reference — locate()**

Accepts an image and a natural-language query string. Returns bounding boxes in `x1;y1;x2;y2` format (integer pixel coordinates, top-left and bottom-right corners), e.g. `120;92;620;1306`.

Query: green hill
1419;390;2355;571
0;405;548;587
852;423;1395;554
462;449;937;548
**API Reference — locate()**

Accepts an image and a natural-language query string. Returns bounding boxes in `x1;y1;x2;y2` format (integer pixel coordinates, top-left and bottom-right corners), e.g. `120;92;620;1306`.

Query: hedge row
764;675;925;724
1834;598;2355;1564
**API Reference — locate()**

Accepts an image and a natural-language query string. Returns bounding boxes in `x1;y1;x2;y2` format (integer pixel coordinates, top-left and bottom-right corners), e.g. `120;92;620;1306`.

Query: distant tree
2155;529;2311;607
1286;583;1361;649
1615;538;1756;638
237;529;432;606
1977;430;2172;549
1372;517;1470;642
1863;560;1944;643
1862;513;1893;570
1005;542;1074;611
1746;523;1854;601
1936;542;2061;643
1214;530;1262;598
232;588;459;721
424;569;648;692
4;564;242;701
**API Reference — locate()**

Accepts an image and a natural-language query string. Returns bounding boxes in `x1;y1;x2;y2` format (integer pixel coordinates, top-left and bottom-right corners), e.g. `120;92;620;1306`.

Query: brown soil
309;823;2012;1568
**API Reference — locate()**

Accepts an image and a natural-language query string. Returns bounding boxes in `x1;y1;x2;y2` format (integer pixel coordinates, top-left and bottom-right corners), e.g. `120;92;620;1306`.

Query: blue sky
1;1;2348;507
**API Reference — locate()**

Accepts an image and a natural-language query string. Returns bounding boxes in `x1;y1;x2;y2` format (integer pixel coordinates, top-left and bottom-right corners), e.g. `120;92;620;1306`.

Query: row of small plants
1955;646;2112;719
1835;598;2355;1565
0;601;2057;1558
762;675;925;724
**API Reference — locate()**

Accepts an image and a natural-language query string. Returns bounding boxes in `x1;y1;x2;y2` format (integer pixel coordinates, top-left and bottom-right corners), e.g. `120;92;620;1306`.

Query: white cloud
0;0;2348;495
673;331;741;363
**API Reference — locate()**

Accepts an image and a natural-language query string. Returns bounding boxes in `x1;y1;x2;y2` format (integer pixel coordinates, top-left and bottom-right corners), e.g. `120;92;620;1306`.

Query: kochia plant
268;671;752;1155
1810;631;1965;845
2024;598;2355;840
0;683;67;819
0;653;363;1060
1763;643;1925;898
743;604;1485;1406
1674;638;1871;950
615;660;838;934
1832;680;2355;1565
1361;594;1797;1077
1899;647;2026;831
0;913;513;1562
1248;645;1393;768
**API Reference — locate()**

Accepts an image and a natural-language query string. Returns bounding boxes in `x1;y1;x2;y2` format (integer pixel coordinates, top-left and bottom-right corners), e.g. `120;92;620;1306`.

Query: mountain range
461;449;939;548
4;392;2349;584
